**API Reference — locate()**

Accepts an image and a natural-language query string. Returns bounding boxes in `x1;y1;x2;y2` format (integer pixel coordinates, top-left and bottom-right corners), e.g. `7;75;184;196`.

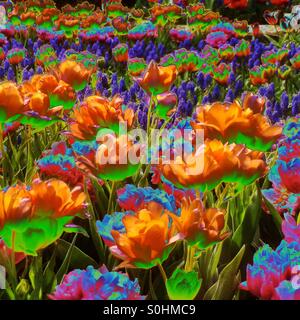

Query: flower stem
185;245;196;272
0;123;4;157
107;181;117;214
157;263;167;283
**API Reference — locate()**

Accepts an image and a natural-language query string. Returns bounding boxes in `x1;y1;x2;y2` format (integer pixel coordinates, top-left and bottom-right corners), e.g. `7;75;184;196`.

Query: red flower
223;0;248;9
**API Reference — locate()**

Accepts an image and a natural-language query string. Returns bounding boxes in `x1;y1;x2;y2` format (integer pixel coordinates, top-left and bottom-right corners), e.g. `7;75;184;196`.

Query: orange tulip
95;134;142;181
21;75;75;115
26;92;51;115
169;198;229;249
0;179;86;255
20;11;36;25
50;80;77;110
159;139;266;191
21;74;58;96
192;101;282;151
34;74;59;95
135;60;178;96
58;60;91;91
242;92;265;114
81;11;106;29
110;206;176;269
0;82;24;123
69;95;134;140
30;179;86;219
0;184;34;230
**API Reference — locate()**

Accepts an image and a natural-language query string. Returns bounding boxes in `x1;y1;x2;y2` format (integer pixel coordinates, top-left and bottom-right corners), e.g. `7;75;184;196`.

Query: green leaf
232;192;261;249
42;246;58;294
64;224;89;238
149;269;158;300
262;195;283;235
56;238;98;270
205;245;245;300
28;255;43;299
56;234;78;283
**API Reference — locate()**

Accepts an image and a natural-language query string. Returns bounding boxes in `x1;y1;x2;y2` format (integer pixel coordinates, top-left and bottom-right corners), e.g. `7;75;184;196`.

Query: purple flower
280;92;289;110
282;214;300;244
49;266;144;300
117;184;176;213
225;89;234;102
240;240;300;300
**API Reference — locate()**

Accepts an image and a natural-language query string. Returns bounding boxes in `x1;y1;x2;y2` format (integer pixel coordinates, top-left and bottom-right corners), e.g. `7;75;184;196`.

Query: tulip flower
192;101;282;151
212;63;231;85
242;92;265;114
49;80;77;110
128;58;147;77
169;27;193;43
161;49;202;74
69;95;134;140
38;141;96;186
135;60;178;96
282;214;300;244
112;44;128;63
112;16;131;34
58;60;91;91
169;198;229;249
278;65;291;80
240;240;300;300
35;45;58;69
224;0;248;9
252;23;260;37
233;20;248;38
128;21;157;41
262;117;300;214
263;10;280;25
0;47;5;61
94;134;143;181
188;11;219;32
218;44;235;61
0;81;24;123
235;39;250;58
0;179;86;255
205;31;229;49
155;91;178;119
291;52;300;71
106;3;129;19
159;139;267;191
117;184;176;213
166;269;202;300
21;74;76;111
250;65;275;86
110;208;176;269
20;11;36;26
7;48;26;65
49;265;144;300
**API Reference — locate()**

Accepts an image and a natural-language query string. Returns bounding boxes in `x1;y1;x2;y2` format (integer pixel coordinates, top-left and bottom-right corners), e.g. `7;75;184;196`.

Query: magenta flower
282;214;300;243
49;265;144;300
240;241;300;300
205;31;229;48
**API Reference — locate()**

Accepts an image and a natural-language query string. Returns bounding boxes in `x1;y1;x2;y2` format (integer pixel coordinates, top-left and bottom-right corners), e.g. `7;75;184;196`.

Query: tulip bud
166;269;202;300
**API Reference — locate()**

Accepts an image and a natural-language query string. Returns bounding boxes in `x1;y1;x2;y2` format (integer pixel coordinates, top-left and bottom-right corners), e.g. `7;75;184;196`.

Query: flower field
0;0;299;301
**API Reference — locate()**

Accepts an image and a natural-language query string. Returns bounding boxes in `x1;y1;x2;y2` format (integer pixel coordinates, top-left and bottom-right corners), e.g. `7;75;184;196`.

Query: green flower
166;269;202;300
